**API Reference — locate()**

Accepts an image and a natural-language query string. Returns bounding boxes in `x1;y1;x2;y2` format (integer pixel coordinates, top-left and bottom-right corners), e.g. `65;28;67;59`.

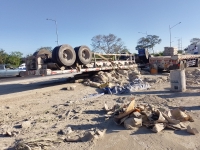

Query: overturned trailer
21;44;137;77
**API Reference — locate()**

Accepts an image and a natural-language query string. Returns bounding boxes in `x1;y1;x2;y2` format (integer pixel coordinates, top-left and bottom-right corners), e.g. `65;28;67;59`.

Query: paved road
0;73;80;85
0;73;80;95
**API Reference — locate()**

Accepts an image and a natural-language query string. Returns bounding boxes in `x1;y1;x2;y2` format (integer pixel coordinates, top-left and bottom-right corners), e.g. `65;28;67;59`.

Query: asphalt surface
0;73;80;84
0;73;81;95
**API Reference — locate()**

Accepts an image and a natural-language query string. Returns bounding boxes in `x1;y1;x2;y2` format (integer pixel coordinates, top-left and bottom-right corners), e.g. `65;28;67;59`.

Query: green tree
120;47;130;54
6;51;23;67
137;35;162;54
136;37;149;49
91;34;126;54
36;47;52;52
190;38;200;44
147;35;162;53
0;49;8;64
178;50;183;54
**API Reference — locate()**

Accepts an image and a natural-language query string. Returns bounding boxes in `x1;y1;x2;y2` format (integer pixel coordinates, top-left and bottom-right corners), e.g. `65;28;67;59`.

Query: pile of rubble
185;69;200;85
82;68;154;93
104;97;198;134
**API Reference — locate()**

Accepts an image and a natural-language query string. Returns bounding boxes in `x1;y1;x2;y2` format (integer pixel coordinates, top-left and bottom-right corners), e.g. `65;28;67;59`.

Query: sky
0;0;199;56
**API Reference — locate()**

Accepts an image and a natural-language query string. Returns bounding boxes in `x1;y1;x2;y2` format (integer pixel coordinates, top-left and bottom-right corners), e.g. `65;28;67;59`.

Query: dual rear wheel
52;44;92;67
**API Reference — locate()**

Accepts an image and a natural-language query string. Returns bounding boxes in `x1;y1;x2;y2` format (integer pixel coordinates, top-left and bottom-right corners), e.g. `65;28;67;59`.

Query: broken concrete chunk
152;123;166;133
156;110;168;123
58;127;73;135
115;99;135;119
64;136;81;142
124;118;135;129
81;131;94;142
187;125;199;135
134;118;143;127
170;108;189;121
124;117;142;130
95;129;106;138
21;121;31;129
162;112;180;124
132;111;142;118
64;85;76;91
179;121;190;128
120;115;130;125
89;81;101;88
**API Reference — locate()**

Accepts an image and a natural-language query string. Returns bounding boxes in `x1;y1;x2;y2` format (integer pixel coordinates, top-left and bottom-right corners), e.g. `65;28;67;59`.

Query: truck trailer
21;44;137;77
149;47;200;71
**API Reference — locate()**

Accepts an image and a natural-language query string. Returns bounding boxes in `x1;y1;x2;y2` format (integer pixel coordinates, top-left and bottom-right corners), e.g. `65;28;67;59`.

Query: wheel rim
63;49;73;60
81;49;90;60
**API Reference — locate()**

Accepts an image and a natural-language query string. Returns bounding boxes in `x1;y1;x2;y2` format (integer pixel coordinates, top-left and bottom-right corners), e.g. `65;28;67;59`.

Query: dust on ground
0;68;200;150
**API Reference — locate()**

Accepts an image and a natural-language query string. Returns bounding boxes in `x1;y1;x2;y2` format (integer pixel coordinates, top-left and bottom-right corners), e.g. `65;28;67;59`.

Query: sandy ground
0;71;200;150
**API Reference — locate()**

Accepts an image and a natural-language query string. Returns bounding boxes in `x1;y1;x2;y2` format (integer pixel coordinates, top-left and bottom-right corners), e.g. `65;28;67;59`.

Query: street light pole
169;22;181;47
46;18;59;45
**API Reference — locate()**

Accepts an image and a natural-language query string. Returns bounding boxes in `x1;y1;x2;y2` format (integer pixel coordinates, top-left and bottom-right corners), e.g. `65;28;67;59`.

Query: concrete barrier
170;69;186;92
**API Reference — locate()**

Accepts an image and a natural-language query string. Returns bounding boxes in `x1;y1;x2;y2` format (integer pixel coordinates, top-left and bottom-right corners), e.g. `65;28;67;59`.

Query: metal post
169;22;181;47
169;25;171;47
46;18;59;45
181;38;182;50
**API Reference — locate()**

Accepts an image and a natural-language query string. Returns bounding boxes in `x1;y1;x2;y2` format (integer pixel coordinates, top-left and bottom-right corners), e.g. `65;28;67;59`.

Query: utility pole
46;18;59;45
169;22;181;47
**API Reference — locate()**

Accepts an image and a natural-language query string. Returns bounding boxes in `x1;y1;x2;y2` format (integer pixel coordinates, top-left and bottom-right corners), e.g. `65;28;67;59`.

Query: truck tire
74;45;92;65
19;71;25;77
33;49;52;58
57;44;76;66
52;46;62;65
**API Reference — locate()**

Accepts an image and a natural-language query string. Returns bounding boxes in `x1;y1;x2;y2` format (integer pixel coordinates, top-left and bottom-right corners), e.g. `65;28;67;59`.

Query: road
0;73;80;95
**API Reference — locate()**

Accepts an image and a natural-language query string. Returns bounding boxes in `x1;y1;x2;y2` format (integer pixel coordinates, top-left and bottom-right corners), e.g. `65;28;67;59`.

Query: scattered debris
82;93;104;100
58;127;73;135
64;129;106;142
103;79;151;95
187;125;199;135
104;96;196;133
21;121;31;129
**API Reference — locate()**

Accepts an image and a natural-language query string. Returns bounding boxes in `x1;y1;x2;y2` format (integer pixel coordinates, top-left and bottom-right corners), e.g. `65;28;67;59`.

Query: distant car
0;64;26;77
18;63;26;70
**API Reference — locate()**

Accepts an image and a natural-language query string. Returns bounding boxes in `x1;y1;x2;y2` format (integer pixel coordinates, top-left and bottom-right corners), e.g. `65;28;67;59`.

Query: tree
6;51;23;67
120;47;130;54
190;38;200;44
178;50;183;54
136;35;162;54
91;34;126;53
0;49;8;64
147;35;161;53
136;37;149;49
36;47;52;52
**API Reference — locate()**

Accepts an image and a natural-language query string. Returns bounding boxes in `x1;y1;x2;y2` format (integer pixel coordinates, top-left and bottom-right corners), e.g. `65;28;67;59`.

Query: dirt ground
0;71;200;150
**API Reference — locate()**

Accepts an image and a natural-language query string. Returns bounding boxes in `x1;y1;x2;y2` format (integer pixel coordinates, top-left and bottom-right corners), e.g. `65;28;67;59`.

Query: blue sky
0;0;199;56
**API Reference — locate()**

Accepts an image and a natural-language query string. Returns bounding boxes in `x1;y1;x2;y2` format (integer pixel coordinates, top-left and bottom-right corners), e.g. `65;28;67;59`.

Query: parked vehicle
22;44;136;77
148;47;200;71
18;63;26;70
135;48;150;68
0;64;25;77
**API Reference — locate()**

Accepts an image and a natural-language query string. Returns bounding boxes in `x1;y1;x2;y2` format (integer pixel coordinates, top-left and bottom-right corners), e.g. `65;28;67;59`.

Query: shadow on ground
0;78;71;95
